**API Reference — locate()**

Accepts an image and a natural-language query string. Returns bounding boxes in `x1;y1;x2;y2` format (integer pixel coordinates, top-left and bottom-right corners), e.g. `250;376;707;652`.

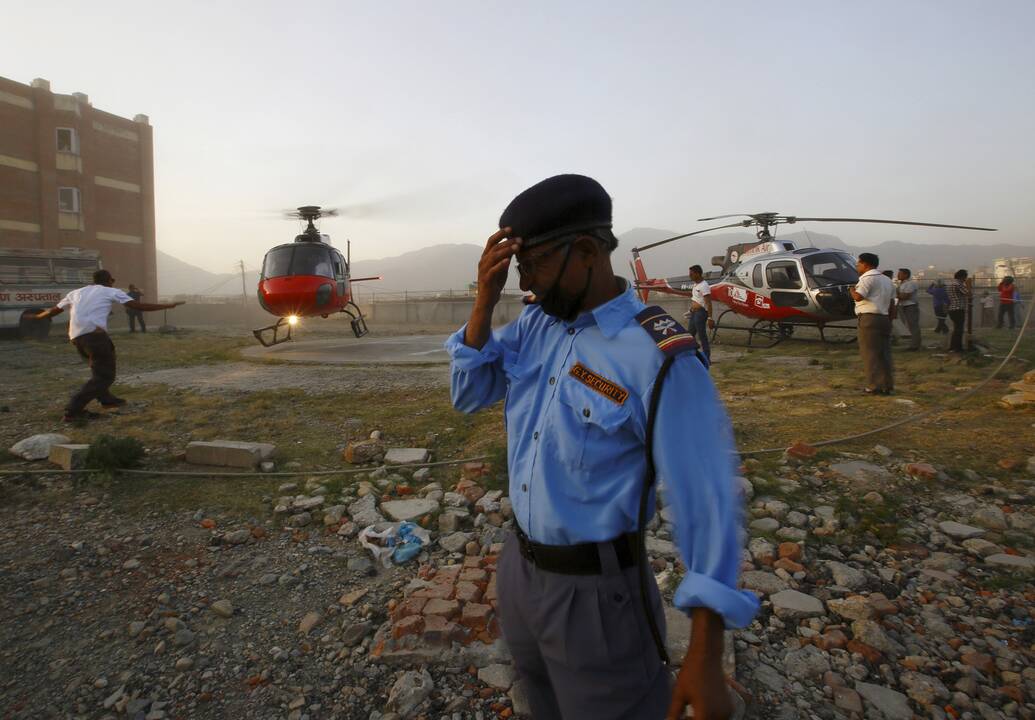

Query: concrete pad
49;443;90;471
186;441;276;469
241;335;451;365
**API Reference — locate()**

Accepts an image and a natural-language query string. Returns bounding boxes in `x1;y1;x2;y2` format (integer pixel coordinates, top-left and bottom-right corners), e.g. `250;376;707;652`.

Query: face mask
538;244;594;322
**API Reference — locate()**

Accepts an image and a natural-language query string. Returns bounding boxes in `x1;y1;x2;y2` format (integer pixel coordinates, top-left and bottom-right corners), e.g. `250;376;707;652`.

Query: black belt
514;527;640;575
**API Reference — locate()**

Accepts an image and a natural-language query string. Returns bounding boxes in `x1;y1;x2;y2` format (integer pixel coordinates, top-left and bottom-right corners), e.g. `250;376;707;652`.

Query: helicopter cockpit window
765;261;802;290
262;247;294;278
802;252;859;287
291;245;334;277
751;264;763;288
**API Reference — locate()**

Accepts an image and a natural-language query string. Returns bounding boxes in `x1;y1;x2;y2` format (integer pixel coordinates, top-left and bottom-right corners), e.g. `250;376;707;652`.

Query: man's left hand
707;318;715;330
667;657;732;720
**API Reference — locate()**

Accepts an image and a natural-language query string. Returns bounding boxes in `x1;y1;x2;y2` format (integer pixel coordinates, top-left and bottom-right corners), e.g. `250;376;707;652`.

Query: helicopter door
765;261;809;307
332;252;347;298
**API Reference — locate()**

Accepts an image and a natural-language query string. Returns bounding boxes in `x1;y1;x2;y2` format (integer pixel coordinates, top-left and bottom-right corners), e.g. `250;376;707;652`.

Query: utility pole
239;260;248;327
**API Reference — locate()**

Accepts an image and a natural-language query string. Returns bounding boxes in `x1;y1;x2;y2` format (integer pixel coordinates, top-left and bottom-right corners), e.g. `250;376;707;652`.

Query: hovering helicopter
253;206;381;347
631;213;996;347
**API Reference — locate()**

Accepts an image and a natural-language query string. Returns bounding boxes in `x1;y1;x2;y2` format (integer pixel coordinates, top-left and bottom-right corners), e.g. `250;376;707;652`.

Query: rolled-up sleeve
445;321;516;414
652;354;759;629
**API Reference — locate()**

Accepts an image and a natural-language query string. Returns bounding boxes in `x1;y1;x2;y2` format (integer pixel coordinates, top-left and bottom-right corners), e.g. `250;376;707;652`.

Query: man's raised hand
476;227;521;310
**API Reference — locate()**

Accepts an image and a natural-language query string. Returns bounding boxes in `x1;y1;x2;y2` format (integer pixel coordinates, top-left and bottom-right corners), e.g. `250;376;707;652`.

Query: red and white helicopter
631;213;996;347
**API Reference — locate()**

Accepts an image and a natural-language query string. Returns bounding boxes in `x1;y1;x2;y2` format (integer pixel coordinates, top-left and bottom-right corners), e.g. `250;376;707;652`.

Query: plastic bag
358;521;430;568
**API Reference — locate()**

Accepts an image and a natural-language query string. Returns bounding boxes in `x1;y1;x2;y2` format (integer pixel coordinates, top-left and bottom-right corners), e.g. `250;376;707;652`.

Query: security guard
446;175;758;720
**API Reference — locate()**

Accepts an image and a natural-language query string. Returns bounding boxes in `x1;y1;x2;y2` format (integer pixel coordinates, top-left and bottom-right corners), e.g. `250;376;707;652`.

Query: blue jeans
690;308;711;361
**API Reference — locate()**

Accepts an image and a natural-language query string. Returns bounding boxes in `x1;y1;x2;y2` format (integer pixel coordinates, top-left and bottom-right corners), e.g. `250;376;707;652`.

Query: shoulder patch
635;306;700;357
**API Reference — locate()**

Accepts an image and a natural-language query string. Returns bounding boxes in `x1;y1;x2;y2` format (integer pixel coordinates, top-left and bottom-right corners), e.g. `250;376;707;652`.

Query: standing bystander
850;253;895;394
946;269;971;352
126;283;147;333
683;264;714;362
997;276;1016;330
896;268;921;350
927;281;949;334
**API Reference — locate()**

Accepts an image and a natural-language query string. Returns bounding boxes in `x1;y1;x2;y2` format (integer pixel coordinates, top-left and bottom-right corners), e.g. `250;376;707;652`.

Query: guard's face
515;238;576;295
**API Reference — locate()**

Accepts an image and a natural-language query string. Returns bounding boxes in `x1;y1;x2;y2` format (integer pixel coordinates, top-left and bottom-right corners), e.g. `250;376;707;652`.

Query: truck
0;247;102;339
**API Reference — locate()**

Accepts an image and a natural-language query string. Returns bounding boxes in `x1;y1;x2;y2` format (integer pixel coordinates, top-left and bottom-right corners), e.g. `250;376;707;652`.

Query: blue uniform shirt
445;283;759;629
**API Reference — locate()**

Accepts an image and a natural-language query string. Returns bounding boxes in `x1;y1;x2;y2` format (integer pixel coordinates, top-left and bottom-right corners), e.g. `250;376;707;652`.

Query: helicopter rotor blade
632;222;751;253
788;217;997;232
696;214;757;222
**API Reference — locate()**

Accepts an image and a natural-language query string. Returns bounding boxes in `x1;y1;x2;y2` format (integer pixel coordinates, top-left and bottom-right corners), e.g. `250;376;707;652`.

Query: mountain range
157;230;1034;297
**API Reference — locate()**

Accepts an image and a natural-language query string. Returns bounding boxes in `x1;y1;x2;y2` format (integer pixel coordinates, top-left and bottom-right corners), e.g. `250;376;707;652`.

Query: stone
292;496;325;511
10;433;71;460
342;439;385;464
899;671;949;706
851;620;901;656
749;518;780;533
422;598;460;619
984;553;1035;571
478;663;515;691
748;537;776;563
827;596;875;621
342;620;372;647
872;444;892;457
287;512;311;528
741;571;788;596
752;663;787;693
830;461;890;482
298;611;322;635
737;476;754;501
348;494;384;526
905;462;937;480
460;602;493;631
971;506;1008;531
771;590;825;620
645;536;676;558
827;561;867;590
777;542;802;562
339;588;368;607
938;521;987;540
785;441;817;460
783;645;831;678
1007;511;1035;532
833;687;863;715
48;443;90;470
384;448;430;465
439;532;471;553
185;440;275;469
322;505;346;525
381;498;439;522
855;682;913;720
210;599;233;618
122;558;141;570
764;500;790;519
862;491;884;505
387;668;434;717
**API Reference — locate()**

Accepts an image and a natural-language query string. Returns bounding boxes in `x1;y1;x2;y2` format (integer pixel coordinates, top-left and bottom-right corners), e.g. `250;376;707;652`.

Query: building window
58;187;81;213
56;127;80;154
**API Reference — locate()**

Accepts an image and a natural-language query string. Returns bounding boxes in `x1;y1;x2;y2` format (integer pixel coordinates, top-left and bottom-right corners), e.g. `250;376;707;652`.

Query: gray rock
749;518;780;533
741;571;789;596
775;527;807;542
287;512;312;528
829;461;889;482
645;536;676;558
783;645;831;678
827;596;874;621
349;495;385;526
771;590;825;619
342;621;372;647
292;495;325;511
920;552;964;572
851;620;902;656
210;599;233;618
443;492;468;508
225;529;251;545
9;433;71;460
855;682;913;720
323;505;346;525
1007;512;1035;532
937;521;987;540
751;663;787;692
899;671;949;706
737;476;754;501
785;511;808;527
387;668;434;717
763;500;790;519
439;532;471;553
961;538;1000;557
384;448;430;465
971;505;1007;531
827;561;867;589
985;553;1035;571
477;663;515;690
347;556;374;573
381;498;439;522
748;538;776;563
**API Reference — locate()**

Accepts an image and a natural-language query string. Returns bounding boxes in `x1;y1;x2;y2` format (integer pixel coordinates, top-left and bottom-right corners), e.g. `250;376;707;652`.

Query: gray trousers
899;304;921;350
497;533;670;720
857;313;894;392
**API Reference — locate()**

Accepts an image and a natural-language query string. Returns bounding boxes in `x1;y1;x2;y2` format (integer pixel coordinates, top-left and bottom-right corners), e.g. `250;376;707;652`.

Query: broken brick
423;598;460;620
455;582;483;604
460;568;488;584
391;596;428;621
461;602;493;631
422;614;462;645
392;615;424;639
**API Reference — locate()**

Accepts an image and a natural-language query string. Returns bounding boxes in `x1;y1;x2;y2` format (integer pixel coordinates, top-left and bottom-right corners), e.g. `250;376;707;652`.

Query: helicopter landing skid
253;317;293;347
710;311;859;348
342;302;368;338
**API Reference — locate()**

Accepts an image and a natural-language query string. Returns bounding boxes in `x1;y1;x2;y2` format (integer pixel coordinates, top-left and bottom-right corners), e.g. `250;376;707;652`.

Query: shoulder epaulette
635;306;701;358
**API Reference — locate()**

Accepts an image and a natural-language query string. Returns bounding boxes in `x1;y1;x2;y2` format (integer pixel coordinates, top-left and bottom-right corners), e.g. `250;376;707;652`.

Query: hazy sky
6;1;1034;274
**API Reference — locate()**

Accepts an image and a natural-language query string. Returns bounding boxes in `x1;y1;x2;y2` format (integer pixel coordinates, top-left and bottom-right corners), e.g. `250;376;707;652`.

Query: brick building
0;76;157;298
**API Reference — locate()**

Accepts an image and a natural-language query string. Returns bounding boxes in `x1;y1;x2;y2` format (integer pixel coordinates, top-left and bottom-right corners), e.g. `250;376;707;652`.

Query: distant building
0;76;157;298
993;257;1034;279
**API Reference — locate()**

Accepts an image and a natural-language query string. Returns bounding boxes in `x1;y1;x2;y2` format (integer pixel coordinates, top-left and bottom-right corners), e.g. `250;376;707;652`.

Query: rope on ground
0;455;490;478
739;293;1034;456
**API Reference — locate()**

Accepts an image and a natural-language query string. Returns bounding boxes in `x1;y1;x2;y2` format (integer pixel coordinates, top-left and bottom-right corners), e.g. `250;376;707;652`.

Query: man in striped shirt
946;269;971;352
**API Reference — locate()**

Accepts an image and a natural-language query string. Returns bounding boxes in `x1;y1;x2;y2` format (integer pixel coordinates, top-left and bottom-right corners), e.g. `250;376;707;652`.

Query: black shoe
63;410;102;422
100;397;127;408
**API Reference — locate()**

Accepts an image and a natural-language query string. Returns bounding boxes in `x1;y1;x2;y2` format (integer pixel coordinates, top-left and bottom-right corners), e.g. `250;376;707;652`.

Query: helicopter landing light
287;315;300;326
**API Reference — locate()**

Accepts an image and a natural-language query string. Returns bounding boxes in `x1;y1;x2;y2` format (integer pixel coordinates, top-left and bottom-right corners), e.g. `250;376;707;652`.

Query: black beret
499;174;613;249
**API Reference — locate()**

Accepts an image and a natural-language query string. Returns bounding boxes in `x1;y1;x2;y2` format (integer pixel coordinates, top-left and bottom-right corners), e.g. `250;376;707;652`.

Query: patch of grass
85;435;146;477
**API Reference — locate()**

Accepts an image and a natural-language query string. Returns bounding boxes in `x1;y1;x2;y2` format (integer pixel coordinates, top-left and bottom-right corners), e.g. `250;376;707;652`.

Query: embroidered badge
568;363;629;405
635;306;699;357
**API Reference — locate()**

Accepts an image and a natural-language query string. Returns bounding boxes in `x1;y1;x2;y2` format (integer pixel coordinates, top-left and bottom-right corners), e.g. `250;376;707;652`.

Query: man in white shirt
682;264;714;361
896;268;921;351
33;269;183;421
850;253;895;394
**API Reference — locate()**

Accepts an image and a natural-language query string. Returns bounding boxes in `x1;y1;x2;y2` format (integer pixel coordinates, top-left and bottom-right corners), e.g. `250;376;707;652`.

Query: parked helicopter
253;206;381;347
630;213;996;347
